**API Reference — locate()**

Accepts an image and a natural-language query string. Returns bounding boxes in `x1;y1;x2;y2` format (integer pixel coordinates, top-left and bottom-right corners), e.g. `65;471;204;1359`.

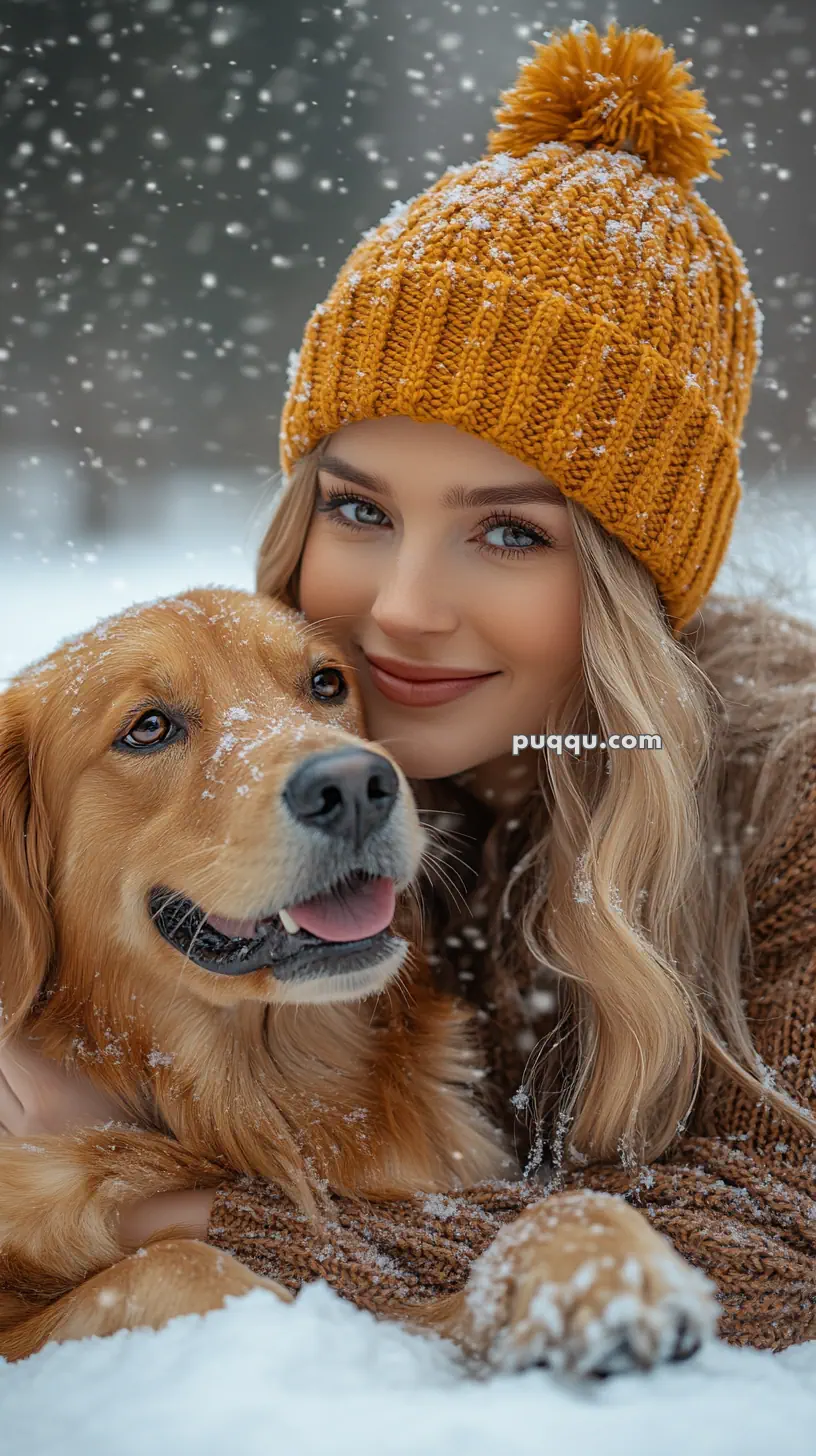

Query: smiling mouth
148;872;403;980
364;660;499;708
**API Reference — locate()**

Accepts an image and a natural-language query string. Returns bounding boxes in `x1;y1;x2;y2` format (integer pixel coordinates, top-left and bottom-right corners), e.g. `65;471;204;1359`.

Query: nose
282;748;399;848
371;548;459;636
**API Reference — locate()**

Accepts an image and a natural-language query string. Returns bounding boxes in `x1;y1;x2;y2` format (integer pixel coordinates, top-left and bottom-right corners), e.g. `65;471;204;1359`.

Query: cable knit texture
207;743;816;1353
279;25;761;633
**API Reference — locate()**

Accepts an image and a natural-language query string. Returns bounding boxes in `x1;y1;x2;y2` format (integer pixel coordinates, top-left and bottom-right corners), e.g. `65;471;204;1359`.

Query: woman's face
297;416;582;783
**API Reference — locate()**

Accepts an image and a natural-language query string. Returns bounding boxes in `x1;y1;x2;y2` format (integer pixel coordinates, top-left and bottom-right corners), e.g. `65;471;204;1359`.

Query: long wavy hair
252;434;816;1170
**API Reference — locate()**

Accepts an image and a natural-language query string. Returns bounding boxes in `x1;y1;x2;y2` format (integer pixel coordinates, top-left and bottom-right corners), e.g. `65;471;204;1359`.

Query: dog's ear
0;684;54;1037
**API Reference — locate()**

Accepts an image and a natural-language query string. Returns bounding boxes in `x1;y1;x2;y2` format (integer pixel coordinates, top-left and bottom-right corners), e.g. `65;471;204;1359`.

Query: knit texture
207;1179;548;1315
279;25;761;635
207;738;816;1353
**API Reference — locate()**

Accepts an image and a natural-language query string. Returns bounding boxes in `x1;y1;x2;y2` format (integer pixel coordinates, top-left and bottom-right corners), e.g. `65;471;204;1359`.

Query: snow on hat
279;23;761;633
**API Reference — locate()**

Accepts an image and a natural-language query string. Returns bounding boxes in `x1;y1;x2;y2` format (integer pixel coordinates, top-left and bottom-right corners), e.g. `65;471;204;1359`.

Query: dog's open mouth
149;872;404;980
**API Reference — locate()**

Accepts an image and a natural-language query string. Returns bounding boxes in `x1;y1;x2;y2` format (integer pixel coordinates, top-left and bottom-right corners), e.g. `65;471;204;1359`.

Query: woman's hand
117;1188;217;1251
0;1034;220;1251
0;1028;128;1136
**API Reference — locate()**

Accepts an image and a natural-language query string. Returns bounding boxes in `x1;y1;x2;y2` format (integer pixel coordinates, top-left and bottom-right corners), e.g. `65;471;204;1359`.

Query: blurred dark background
0;0;813;589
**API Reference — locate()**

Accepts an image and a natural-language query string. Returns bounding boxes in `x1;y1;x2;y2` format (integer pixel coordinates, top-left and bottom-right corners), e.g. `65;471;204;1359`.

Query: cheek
297;525;366;624
512;606;582;679
483;561;583;680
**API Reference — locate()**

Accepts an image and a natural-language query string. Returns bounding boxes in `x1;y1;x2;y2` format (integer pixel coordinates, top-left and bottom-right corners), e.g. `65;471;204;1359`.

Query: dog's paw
463;1190;719;1379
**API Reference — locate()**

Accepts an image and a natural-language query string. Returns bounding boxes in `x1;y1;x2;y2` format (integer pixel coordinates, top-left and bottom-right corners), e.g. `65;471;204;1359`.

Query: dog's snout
282;748;399;847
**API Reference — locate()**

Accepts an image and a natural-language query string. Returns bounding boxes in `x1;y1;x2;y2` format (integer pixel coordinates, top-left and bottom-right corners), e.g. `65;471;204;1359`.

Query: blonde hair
255;438;816;1169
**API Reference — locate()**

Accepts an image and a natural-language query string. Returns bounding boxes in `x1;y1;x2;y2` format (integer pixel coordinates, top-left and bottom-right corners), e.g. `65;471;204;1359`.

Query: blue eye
479;511;554;557
337;498;386;526
483;523;539;550
316;487;390;529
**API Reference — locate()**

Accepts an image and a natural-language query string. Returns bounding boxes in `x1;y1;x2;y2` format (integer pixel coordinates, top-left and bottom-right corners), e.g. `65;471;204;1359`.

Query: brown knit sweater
207;744;816;1353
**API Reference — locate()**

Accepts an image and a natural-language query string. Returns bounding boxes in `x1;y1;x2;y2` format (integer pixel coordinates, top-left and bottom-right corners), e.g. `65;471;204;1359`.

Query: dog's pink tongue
287;877;395;942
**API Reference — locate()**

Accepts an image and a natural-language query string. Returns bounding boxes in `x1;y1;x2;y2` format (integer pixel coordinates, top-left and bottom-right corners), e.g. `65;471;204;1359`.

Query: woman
2;24;815;1352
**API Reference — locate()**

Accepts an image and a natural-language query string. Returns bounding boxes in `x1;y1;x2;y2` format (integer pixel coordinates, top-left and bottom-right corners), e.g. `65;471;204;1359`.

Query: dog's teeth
279;907;299;935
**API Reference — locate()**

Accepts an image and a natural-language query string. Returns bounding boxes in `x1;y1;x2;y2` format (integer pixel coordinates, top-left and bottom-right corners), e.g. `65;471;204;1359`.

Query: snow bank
1;1282;815;1456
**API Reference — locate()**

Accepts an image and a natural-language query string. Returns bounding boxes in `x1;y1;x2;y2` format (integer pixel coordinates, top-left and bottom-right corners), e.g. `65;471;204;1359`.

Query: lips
364;653;495;682
363;653;499;708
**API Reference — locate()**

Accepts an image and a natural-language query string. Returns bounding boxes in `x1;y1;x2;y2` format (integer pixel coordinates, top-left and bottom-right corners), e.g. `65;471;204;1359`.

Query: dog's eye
122;711;178;749
310;667;348;704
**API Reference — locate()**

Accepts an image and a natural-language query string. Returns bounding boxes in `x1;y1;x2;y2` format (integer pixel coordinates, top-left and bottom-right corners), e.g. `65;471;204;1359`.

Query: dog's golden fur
0;589;717;1370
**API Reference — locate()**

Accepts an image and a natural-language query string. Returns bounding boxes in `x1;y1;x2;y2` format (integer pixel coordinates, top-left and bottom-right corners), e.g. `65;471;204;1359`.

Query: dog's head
0;588;426;1033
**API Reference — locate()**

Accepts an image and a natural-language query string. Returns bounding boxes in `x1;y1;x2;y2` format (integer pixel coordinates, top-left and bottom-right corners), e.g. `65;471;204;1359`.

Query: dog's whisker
385;974;414;1018
404;883;427;946
297;614;356;639
149;889;188;927
423;871;469;919
157;848;235;884
421;824;478;858
420;842;471;891
418;815;477;845
418;852;470;916
150;894;203;935
162;843;224;867
421;841;474;888
420;835;473;879
416;809;473;821
417;817;478;851
182;919;210;974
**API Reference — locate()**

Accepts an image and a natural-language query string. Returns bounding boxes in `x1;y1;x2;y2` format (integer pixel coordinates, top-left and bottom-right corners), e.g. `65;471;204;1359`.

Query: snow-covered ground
0;468;815;1452
1;1283;816;1456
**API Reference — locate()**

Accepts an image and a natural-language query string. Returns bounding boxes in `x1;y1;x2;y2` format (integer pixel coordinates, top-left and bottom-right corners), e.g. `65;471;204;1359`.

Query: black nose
282;748;399;847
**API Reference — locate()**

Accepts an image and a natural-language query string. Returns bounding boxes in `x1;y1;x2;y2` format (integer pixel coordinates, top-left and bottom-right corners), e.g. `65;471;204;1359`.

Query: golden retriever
0;588;717;1372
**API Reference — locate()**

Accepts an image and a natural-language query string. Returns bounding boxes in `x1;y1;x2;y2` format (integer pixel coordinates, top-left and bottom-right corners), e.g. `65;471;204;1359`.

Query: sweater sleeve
206;1176;548;1316
552;745;816;1352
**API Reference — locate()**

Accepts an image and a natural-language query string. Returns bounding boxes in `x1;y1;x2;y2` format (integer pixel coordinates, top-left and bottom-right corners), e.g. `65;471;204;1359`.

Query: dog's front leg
0;1125;224;1300
0;1237;293;1363
394;1190;720;1379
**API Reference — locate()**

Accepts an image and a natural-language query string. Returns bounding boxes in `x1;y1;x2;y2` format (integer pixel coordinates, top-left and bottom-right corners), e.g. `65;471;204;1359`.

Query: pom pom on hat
485;22;725;190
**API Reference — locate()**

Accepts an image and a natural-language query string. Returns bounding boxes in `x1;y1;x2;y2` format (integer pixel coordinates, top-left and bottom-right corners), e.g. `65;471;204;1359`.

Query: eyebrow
318;453;568;509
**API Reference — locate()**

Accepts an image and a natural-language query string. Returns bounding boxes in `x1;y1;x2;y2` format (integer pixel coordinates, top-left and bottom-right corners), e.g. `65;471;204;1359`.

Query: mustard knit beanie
279;23;761;634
